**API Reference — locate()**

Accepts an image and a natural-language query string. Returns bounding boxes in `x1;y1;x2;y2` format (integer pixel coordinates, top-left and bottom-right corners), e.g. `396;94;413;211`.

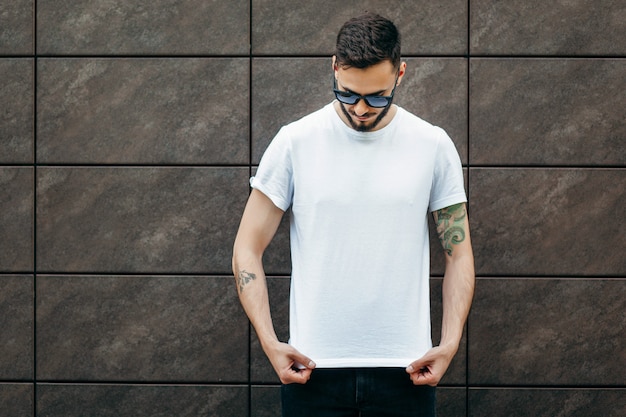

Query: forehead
335;60;397;94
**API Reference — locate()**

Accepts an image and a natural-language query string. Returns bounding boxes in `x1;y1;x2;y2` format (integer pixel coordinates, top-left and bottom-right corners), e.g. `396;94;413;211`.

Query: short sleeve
250;127;294;211
429;129;467;212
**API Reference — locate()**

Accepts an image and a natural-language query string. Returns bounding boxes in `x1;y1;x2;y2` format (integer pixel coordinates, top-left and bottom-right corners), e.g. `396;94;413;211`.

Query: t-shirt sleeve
250;127;294;211
429;128;467;212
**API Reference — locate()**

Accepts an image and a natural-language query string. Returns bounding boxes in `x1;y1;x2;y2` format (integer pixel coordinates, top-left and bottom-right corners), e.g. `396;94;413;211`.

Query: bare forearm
232;252;279;348
440;253;475;351
434;203;475;351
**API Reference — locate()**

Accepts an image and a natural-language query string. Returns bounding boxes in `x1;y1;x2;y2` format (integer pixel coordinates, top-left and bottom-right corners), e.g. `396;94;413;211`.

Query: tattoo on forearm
435;203;467;256
237;270;257;293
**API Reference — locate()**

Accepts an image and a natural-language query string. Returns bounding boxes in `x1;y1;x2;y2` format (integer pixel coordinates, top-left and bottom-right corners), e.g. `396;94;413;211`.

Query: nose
353;98;370;116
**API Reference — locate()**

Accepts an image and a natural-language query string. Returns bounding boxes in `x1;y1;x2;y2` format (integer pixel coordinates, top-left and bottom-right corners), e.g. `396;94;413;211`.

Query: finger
289;350;316;370
280;366;314;384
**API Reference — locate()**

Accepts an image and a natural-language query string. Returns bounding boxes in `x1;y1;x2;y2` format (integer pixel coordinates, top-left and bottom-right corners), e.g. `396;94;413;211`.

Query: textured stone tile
0;0;33;54
0;167;33;272
0;275;33;380
0;59;33;163
251;276;290;383
249;277;468;385
469;388;626;417
0;383;33;417
250;385;467;416
252;57;467;166
470;168;625;276
252;58;331;164
37;58;249;164
37;384;248;417
37;276;248;382
36;167;248;273
469;278;626;386
470;59;626;166
438;387;466;417
37;0;249;54
470;0;626;55
397;58;467;164
251;385;281;417
252;0;466;55
431;278;466;385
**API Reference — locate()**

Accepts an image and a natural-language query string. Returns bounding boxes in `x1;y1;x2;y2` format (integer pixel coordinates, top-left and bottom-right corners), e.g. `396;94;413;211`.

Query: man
232;13;474;416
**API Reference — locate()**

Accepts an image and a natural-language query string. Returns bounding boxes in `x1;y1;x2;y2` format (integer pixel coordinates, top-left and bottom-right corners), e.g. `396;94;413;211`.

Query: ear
332;56;338;78
396;61;407;86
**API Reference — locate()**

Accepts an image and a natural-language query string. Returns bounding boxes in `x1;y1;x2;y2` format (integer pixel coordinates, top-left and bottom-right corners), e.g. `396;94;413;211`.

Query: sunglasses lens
364;96;389;108
335;91;360;105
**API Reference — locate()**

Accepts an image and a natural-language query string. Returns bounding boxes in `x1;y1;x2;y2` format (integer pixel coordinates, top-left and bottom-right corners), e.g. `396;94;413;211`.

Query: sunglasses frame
333;75;399;108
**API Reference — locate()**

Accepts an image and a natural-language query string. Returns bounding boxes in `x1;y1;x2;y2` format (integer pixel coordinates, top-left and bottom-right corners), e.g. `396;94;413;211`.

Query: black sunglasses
333;76;398;108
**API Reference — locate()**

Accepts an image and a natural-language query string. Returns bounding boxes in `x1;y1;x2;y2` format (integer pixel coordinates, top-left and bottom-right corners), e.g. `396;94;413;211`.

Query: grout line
33;1;38;413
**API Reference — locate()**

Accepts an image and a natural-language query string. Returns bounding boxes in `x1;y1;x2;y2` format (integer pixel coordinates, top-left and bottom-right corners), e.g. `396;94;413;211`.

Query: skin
406;202;474;386
232;59;475;386
333;57;406;132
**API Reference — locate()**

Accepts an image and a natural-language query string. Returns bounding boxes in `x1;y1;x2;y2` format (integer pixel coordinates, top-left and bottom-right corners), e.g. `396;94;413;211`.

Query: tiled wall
1;1;624;416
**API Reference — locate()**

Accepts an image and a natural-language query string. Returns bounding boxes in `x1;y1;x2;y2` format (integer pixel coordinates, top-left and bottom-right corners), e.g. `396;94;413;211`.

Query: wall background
1;1;624;416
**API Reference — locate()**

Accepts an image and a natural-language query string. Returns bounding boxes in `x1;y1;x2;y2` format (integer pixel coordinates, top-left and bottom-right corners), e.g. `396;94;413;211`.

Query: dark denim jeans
281;368;436;417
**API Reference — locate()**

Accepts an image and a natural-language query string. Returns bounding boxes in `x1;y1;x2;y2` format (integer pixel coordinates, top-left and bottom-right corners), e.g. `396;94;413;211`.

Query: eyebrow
338;82;388;97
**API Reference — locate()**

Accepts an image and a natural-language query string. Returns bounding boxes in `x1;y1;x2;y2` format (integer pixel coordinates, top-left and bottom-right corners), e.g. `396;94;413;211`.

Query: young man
233;13;474;416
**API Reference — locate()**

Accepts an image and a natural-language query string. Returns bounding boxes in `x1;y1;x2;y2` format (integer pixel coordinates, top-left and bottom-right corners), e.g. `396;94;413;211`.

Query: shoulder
395;107;446;135
394;107;451;146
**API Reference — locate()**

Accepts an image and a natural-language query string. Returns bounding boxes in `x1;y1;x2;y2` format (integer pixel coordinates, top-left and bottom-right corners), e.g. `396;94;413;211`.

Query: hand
405;345;456;386
265;340;316;384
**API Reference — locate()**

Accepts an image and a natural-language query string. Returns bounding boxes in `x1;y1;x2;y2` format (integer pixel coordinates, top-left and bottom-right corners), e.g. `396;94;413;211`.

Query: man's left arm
406;202;475;385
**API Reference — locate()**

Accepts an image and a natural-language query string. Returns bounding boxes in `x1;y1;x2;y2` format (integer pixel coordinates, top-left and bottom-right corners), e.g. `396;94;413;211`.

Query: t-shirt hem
312;358;416;368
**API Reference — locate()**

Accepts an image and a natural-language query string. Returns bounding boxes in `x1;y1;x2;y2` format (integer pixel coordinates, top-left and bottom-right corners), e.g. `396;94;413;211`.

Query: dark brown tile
251;385;281;417
0;383;33;417
252;57;467;168
470;168;626;276
37;59;249;164
252;58;331;164
397;58;468;164
0;59;33;163
0;0;33;54
37;384;248;417
249;277;468;385
262;210;292;276
469;278;626;386
36;276;248;382
470;59;626;166
249;385;467;417
470;0;626;55
0;276;33;380
37;0;249;54
469;388;626;417
252;0;466;55
0;167;33;272
437;387;466;417
36;167;248;274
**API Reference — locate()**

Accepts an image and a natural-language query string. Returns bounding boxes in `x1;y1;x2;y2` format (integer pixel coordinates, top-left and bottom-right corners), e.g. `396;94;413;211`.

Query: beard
338;100;394;132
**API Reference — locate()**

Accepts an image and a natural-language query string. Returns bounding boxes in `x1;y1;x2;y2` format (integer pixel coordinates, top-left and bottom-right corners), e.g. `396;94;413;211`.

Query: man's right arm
232;189;316;384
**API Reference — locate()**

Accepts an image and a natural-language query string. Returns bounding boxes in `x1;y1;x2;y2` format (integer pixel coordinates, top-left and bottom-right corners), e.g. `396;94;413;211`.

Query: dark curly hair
335;13;401;70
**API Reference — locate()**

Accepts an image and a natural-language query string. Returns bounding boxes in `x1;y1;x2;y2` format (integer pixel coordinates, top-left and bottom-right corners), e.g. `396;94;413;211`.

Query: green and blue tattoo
434;203;467;256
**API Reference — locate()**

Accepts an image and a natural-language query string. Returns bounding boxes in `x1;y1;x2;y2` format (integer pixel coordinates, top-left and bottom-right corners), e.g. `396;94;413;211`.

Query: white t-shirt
251;102;466;368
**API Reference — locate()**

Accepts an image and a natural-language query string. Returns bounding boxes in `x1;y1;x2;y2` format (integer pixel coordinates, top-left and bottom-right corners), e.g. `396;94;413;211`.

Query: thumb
406;358;427;374
292;352;316;370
